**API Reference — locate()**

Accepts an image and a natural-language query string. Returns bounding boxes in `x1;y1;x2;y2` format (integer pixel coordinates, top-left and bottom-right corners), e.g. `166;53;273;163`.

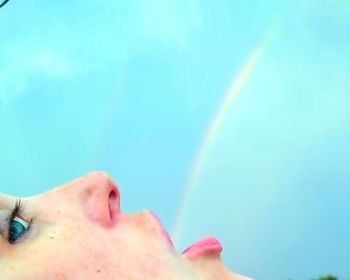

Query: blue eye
9;216;29;244
8;199;35;244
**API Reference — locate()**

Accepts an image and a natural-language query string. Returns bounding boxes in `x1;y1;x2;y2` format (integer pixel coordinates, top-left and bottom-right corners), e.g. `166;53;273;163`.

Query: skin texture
0;171;252;280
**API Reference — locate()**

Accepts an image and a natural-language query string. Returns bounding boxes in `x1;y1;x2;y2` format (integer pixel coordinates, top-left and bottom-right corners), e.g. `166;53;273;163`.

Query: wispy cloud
0;0;201;106
0;49;86;106
136;0;201;48
25;51;75;78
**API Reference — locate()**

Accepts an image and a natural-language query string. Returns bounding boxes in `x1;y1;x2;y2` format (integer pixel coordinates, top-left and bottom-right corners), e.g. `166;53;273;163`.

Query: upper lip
146;210;175;249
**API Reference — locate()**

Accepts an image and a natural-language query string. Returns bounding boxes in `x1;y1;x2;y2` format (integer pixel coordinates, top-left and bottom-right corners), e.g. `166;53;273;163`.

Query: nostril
108;189;118;221
80;172;121;228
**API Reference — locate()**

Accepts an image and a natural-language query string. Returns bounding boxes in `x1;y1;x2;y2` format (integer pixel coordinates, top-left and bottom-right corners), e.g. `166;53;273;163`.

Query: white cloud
136;0;202;49
0;0;202;106
25;51;75;78
0;49;85;106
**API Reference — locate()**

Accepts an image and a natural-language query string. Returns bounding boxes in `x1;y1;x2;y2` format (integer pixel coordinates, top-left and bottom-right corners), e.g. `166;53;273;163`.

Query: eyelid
15;212;31;223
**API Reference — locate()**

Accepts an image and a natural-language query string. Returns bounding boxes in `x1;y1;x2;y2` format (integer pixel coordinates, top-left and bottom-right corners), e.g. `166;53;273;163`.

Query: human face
0;171;251;280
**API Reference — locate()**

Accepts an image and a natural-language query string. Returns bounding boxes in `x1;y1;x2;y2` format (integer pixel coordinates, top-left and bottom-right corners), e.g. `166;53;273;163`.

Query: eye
8;200;35;244
9;216;30;244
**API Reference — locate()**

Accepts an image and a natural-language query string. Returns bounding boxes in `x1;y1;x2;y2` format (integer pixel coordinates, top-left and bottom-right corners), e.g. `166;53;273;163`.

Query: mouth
145;210;223;259
181;236;223;259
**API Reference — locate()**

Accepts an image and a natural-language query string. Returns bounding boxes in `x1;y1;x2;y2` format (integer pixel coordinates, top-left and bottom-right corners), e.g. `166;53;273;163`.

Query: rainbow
172;40;269;244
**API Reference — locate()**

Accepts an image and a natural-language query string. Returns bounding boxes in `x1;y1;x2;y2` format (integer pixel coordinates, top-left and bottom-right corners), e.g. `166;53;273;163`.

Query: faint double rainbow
172;38;269;245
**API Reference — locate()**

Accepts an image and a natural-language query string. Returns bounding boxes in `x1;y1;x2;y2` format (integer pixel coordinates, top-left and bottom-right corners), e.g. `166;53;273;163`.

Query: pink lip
146;211;223;260
181;236;223;258
147;210;175;249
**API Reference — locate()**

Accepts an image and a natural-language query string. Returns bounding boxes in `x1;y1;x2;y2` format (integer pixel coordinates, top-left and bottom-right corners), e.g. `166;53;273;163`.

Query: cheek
0;245;63;280
41;225;109;266
3;214;183;279
7;225;110;279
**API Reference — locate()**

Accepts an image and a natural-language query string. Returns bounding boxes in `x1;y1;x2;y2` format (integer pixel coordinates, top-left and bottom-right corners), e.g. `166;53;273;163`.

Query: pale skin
0;171;252;280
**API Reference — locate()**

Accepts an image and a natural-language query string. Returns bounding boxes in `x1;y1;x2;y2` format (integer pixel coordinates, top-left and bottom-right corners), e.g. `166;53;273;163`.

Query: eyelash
8;199;36;244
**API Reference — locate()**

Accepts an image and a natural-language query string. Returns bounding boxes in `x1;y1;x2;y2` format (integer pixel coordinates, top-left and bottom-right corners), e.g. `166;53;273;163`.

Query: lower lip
147;210;175;249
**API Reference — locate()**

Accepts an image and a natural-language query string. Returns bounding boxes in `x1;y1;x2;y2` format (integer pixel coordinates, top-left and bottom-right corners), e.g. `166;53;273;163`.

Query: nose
76;171;121;228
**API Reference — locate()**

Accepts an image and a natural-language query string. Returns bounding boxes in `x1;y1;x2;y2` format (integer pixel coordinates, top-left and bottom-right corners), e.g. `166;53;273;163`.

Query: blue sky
0;1;350;279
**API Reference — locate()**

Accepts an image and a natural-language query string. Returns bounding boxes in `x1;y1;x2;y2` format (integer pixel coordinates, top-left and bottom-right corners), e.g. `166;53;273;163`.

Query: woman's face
0;171;250;280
